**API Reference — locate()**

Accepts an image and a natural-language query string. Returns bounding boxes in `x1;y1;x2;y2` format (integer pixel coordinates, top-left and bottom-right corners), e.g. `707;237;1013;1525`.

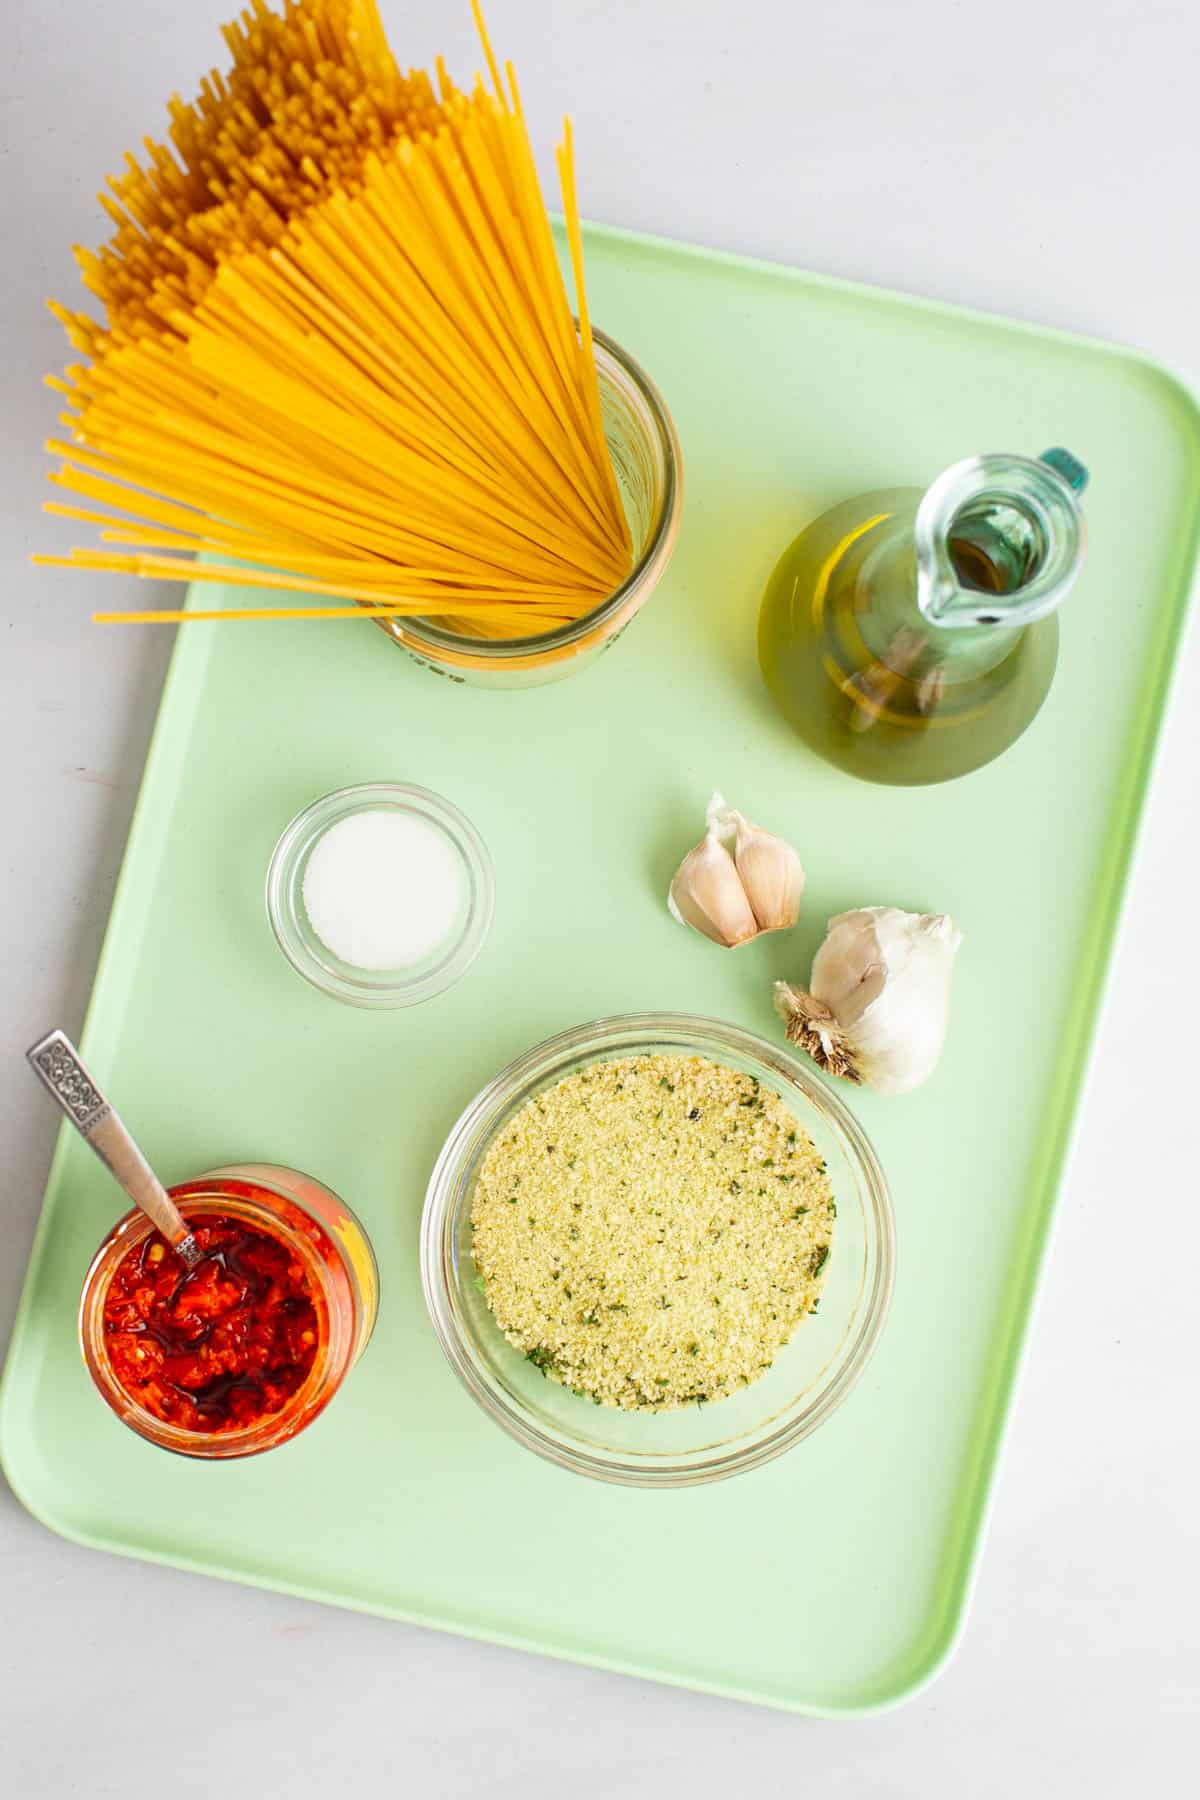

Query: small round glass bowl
267;782;494;1009
373;328;683;689
421;1014;894;1487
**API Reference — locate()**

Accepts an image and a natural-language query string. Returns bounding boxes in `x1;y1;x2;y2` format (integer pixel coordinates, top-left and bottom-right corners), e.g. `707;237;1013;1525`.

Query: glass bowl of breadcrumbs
420;1014;894;1487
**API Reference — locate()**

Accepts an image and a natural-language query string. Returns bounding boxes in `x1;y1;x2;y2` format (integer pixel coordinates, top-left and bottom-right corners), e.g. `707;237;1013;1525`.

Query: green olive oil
758;454;1089;786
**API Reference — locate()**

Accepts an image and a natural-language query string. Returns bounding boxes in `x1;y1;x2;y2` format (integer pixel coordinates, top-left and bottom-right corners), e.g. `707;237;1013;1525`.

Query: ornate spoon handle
27;1029;201;1267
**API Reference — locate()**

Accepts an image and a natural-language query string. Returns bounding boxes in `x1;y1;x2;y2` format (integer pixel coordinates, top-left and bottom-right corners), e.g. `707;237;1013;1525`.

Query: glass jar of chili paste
79;1163;378;1459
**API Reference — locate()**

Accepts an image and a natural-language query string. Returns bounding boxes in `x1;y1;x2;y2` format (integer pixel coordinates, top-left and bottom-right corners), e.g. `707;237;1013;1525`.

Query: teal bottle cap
1039;447;1089;494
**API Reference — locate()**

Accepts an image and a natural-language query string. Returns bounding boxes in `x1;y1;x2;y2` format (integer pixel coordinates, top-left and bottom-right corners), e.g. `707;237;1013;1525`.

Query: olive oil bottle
758;450;1089;785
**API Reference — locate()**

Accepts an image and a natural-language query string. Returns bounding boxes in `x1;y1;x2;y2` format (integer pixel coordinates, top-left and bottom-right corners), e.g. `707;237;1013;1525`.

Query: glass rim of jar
78;1185;356;1460
394;325;682;660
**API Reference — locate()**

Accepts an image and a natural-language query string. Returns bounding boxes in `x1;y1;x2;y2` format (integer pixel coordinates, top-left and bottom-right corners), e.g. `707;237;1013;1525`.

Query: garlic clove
733;816;806;933
779;907;962;1094
669;792;805;948
668;831;759;948
807;910;891;1029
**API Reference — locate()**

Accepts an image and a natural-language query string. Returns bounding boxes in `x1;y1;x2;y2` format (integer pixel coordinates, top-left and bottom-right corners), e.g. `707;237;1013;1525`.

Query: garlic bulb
669;793;805;948
774;907;962;1094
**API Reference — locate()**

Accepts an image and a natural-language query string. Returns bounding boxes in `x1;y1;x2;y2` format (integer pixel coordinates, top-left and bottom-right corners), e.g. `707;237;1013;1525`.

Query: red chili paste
101;1216;321;1432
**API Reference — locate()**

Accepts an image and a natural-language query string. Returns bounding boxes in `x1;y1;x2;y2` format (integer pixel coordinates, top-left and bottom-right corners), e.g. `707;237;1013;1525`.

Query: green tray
3;221;1198;1716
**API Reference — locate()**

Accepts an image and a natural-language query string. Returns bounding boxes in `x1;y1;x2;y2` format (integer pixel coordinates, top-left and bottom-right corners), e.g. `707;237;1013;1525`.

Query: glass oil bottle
758;450;1089;784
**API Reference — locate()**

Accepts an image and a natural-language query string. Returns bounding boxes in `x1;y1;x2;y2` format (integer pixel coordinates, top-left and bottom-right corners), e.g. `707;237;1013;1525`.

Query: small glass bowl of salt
267;783;494;1008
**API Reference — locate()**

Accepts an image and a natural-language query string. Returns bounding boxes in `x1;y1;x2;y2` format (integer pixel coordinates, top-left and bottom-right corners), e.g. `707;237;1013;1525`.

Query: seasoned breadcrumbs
470;1053;834;1411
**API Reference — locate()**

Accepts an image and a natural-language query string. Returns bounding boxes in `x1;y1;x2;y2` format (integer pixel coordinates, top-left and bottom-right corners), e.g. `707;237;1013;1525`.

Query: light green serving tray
3;221;1198;1716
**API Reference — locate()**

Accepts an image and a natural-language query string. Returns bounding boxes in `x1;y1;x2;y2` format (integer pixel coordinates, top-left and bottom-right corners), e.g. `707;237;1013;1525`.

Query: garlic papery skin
669;792;805;948
668;827;759;947
732;814;805;932
774;907;962;1094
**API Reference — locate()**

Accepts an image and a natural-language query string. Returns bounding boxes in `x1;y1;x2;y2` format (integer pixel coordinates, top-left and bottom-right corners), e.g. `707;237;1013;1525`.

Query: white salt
302;809;466;971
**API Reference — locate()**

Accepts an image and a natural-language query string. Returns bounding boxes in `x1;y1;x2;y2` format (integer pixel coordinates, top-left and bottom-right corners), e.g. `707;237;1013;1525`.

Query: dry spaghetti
37;0;633;637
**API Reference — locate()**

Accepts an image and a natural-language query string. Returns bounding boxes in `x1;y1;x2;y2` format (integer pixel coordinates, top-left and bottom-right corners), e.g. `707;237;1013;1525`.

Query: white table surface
3;1;1198;1791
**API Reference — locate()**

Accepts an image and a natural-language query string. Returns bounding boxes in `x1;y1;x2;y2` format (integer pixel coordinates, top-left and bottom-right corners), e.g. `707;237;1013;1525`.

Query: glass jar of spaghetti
79;1163;378;1460
376;329;683;689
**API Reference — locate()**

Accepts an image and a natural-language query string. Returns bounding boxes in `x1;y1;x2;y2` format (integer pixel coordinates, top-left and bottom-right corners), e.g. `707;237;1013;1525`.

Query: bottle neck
855;529;1027;682
915;450;1088;631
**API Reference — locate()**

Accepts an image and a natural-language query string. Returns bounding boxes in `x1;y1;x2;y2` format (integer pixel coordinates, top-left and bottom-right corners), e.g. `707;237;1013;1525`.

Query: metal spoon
27;1029;202;1268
